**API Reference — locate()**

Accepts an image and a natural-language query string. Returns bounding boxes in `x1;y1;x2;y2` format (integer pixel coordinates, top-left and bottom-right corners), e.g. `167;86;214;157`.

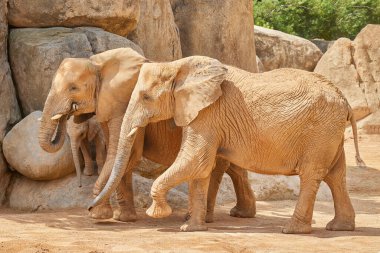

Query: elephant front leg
146;137;217;231
205;158;227;223
113;170;137;222
181;176;211;232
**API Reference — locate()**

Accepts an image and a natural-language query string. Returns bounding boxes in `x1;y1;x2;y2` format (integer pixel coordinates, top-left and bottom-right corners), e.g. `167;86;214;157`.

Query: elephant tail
348;106;366;168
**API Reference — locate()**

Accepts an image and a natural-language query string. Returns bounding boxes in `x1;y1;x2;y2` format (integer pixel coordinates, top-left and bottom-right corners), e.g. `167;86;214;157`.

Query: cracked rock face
315;24;380;131
7;0;139;37
170;0;258;73
128;0;182;61
8;27;143;116
0;0;21;203
254;26;323;71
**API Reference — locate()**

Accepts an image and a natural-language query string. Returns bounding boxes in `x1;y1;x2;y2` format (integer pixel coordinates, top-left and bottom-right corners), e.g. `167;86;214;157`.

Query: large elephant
38;48;255;222
90;56;365;233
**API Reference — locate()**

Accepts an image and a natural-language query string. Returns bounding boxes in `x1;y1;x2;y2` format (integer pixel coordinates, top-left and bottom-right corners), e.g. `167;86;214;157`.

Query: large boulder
7;0;140;36
314;24;380;122
254;26;323;71
129;0;182;61
6;173;188;211
250;173;331;201
9;27;143;116
0;0;21;203
314;38;369;121
2;111;75;180
170;0;258;73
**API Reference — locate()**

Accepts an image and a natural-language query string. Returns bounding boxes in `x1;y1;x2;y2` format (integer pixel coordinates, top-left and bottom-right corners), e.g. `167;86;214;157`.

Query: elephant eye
142;93;151;101
69;85;78;92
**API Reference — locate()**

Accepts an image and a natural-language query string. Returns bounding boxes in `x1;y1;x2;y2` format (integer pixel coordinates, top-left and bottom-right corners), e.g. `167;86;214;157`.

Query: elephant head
39;48;146;153
89;56;227;209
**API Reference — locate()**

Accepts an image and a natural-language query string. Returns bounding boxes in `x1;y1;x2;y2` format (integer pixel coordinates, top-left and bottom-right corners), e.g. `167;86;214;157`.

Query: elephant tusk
51;114;63;120
127;127;138;138
72;103;78;111
37;117;42;121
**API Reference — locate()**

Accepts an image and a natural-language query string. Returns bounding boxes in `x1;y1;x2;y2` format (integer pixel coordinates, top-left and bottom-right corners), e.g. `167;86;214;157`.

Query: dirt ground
0;134;379;253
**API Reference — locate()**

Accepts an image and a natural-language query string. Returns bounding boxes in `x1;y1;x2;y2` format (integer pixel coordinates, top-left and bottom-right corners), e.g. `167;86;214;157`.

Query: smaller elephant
67;116;106;187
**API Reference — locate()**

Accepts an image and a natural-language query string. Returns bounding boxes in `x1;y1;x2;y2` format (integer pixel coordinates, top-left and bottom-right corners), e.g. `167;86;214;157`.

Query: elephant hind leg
282;165;323;234
324;149;355;231
227;164;256;219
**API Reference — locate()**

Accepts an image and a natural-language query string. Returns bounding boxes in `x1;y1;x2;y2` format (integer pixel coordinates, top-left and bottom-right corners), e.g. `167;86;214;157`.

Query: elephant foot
185;212;214;223
88;204;113;219
183;212;191;222
146;200;172;218
326;218;355;231
83;166;94;176
180;223;208;232
229;204;256;218
282;218;312;234
205;212;214;223
113;207;137;222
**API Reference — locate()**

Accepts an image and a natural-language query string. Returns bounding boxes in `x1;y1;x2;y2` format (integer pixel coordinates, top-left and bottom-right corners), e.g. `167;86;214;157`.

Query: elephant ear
90;48;148;122
173;57;227;126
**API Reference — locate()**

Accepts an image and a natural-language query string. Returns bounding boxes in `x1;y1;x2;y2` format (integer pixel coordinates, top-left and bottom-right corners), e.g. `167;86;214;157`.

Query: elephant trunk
88;125;139;210
70;141;82;187
39;94;70;153
39;114;67;153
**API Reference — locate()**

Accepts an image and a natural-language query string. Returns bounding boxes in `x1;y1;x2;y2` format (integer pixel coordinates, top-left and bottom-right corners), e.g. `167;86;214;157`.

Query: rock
254;26;323;71
310;39;335;53
353;25;380;113
7;173;96;210
74;27;143;55
358;111;380;135
7;0;140;36
129;0;182;61
0;0;21;203
9;27;142;116
171;0;258;73
314;38;369;121
249;173;332;201
2;111;75;180
6;172;187;210
256;56;265;72
315;24;380;122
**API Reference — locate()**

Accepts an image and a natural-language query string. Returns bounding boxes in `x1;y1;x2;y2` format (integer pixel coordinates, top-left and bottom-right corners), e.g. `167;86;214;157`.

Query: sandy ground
0;134;379;253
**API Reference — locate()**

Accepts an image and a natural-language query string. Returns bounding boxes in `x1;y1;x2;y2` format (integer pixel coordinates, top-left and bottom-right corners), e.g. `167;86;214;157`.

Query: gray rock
6;172;188;211
0;0;21;203
129;0;182;61
315;25;380;123
310;39;335;53
9;27;143;116
3;111;75;180
254;26;323;71
171;0;258;73
7;0;140;36
249;173;332;201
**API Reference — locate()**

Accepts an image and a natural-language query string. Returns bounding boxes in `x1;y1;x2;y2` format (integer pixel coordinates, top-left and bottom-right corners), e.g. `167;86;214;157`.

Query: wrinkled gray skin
38;48;255;223
90;56;365;233
67;116;106;187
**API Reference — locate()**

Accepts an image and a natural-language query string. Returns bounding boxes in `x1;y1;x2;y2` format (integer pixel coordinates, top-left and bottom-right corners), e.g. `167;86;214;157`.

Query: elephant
38;48;256;223
67;116;106;187
89;56;365;233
